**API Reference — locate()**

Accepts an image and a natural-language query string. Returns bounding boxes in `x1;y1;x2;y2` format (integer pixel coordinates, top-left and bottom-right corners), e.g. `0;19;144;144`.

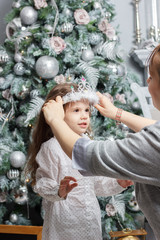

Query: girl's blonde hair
25;83;92;185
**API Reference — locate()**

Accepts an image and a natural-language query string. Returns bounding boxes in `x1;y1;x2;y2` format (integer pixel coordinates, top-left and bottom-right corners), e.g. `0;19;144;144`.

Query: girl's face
64;100;90;135
147;54;160;110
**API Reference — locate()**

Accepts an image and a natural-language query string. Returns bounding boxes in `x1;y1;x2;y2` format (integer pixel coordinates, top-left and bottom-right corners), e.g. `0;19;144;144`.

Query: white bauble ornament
9;213;18;223
10;151;26;168
81;49;94;62
20;6;38;25
7;169;20;180
61;23;73;33
35;56;59;79
89;33;102;45
14;63;25;76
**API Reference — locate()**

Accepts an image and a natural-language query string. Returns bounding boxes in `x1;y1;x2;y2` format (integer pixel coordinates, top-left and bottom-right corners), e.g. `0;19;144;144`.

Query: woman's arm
95;92;156;132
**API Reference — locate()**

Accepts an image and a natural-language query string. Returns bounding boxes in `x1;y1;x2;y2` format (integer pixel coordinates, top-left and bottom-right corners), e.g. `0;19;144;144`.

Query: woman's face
147;54;160;110
64;100;90;135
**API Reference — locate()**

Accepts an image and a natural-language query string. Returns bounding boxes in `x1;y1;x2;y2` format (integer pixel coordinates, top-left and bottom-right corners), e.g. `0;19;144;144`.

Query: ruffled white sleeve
93;176;125;197
34;141;65;202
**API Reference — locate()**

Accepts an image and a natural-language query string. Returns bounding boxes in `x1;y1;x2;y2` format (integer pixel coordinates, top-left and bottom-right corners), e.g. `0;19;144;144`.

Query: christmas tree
0;0;143;238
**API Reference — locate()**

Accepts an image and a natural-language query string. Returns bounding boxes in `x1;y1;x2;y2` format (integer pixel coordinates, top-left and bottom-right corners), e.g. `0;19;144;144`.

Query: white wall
0;0;154;85
112;0;154;85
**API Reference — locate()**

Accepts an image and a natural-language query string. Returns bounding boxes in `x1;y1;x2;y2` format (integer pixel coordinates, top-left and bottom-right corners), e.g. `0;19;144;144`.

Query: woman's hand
42;96;64;126
117;179;134;188
95;92;117;120
58;176;78;198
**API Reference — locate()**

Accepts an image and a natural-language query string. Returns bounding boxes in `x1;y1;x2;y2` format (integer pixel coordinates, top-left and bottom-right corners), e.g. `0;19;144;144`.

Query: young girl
26;82;132;240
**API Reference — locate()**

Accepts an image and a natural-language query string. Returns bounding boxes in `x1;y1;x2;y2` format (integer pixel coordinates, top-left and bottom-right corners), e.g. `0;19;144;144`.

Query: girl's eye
74;109;79;112
85;108;89;112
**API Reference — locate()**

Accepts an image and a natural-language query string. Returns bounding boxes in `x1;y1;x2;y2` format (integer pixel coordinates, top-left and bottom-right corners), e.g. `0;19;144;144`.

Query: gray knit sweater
72;121;160;240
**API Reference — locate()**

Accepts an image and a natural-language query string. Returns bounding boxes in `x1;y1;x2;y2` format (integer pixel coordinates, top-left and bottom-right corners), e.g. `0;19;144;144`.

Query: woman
42;45;160;239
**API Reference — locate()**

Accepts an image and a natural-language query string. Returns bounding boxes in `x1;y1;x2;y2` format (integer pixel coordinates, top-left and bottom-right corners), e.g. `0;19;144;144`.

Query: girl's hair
148;44;160;79
26;83;91;185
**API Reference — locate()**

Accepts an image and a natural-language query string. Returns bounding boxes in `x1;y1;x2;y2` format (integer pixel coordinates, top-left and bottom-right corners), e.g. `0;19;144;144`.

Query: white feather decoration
25;96;44;125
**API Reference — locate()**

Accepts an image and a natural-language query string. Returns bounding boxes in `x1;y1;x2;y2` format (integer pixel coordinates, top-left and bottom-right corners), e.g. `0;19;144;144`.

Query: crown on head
62;77;99;105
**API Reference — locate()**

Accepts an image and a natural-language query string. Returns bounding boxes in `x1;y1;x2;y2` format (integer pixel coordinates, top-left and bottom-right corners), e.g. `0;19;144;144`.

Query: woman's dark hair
148;44;160;79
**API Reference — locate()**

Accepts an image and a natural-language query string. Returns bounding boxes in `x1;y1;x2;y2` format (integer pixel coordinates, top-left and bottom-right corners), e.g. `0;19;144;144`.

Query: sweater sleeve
72;123;160;186
34;141;65;202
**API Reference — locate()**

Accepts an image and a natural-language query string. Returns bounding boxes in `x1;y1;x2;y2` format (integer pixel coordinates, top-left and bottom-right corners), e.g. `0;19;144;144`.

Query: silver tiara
62;77;99;105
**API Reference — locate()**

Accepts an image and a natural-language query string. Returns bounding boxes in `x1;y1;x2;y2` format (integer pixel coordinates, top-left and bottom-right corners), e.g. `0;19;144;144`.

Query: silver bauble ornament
117;64;126;77
81;49;94;62
20;6;38;26
105;12;111;20
30;89;40;98
0;50;9;63
16;115;26;127
14;52;23;63
10;151;26;168
35;56;59;79
13;185;28;205
63;8;72;17
107;63;118;74
16;85;30;99
128;191;140;212
132;101;140;110
61;23;73;33
7;169;20;180
9;213;18;223
89;33;102;45
44;24;53;32
14;62;25;76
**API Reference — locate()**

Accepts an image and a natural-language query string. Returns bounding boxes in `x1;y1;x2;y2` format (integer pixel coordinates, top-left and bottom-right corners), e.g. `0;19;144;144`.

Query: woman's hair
148;44;160;80
25;83;91;185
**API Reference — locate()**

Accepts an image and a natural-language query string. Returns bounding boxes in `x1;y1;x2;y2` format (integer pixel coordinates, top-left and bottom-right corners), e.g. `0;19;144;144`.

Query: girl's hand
42;96;64;126
94;92;117;119
58;176;78;199
117;179;134;188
